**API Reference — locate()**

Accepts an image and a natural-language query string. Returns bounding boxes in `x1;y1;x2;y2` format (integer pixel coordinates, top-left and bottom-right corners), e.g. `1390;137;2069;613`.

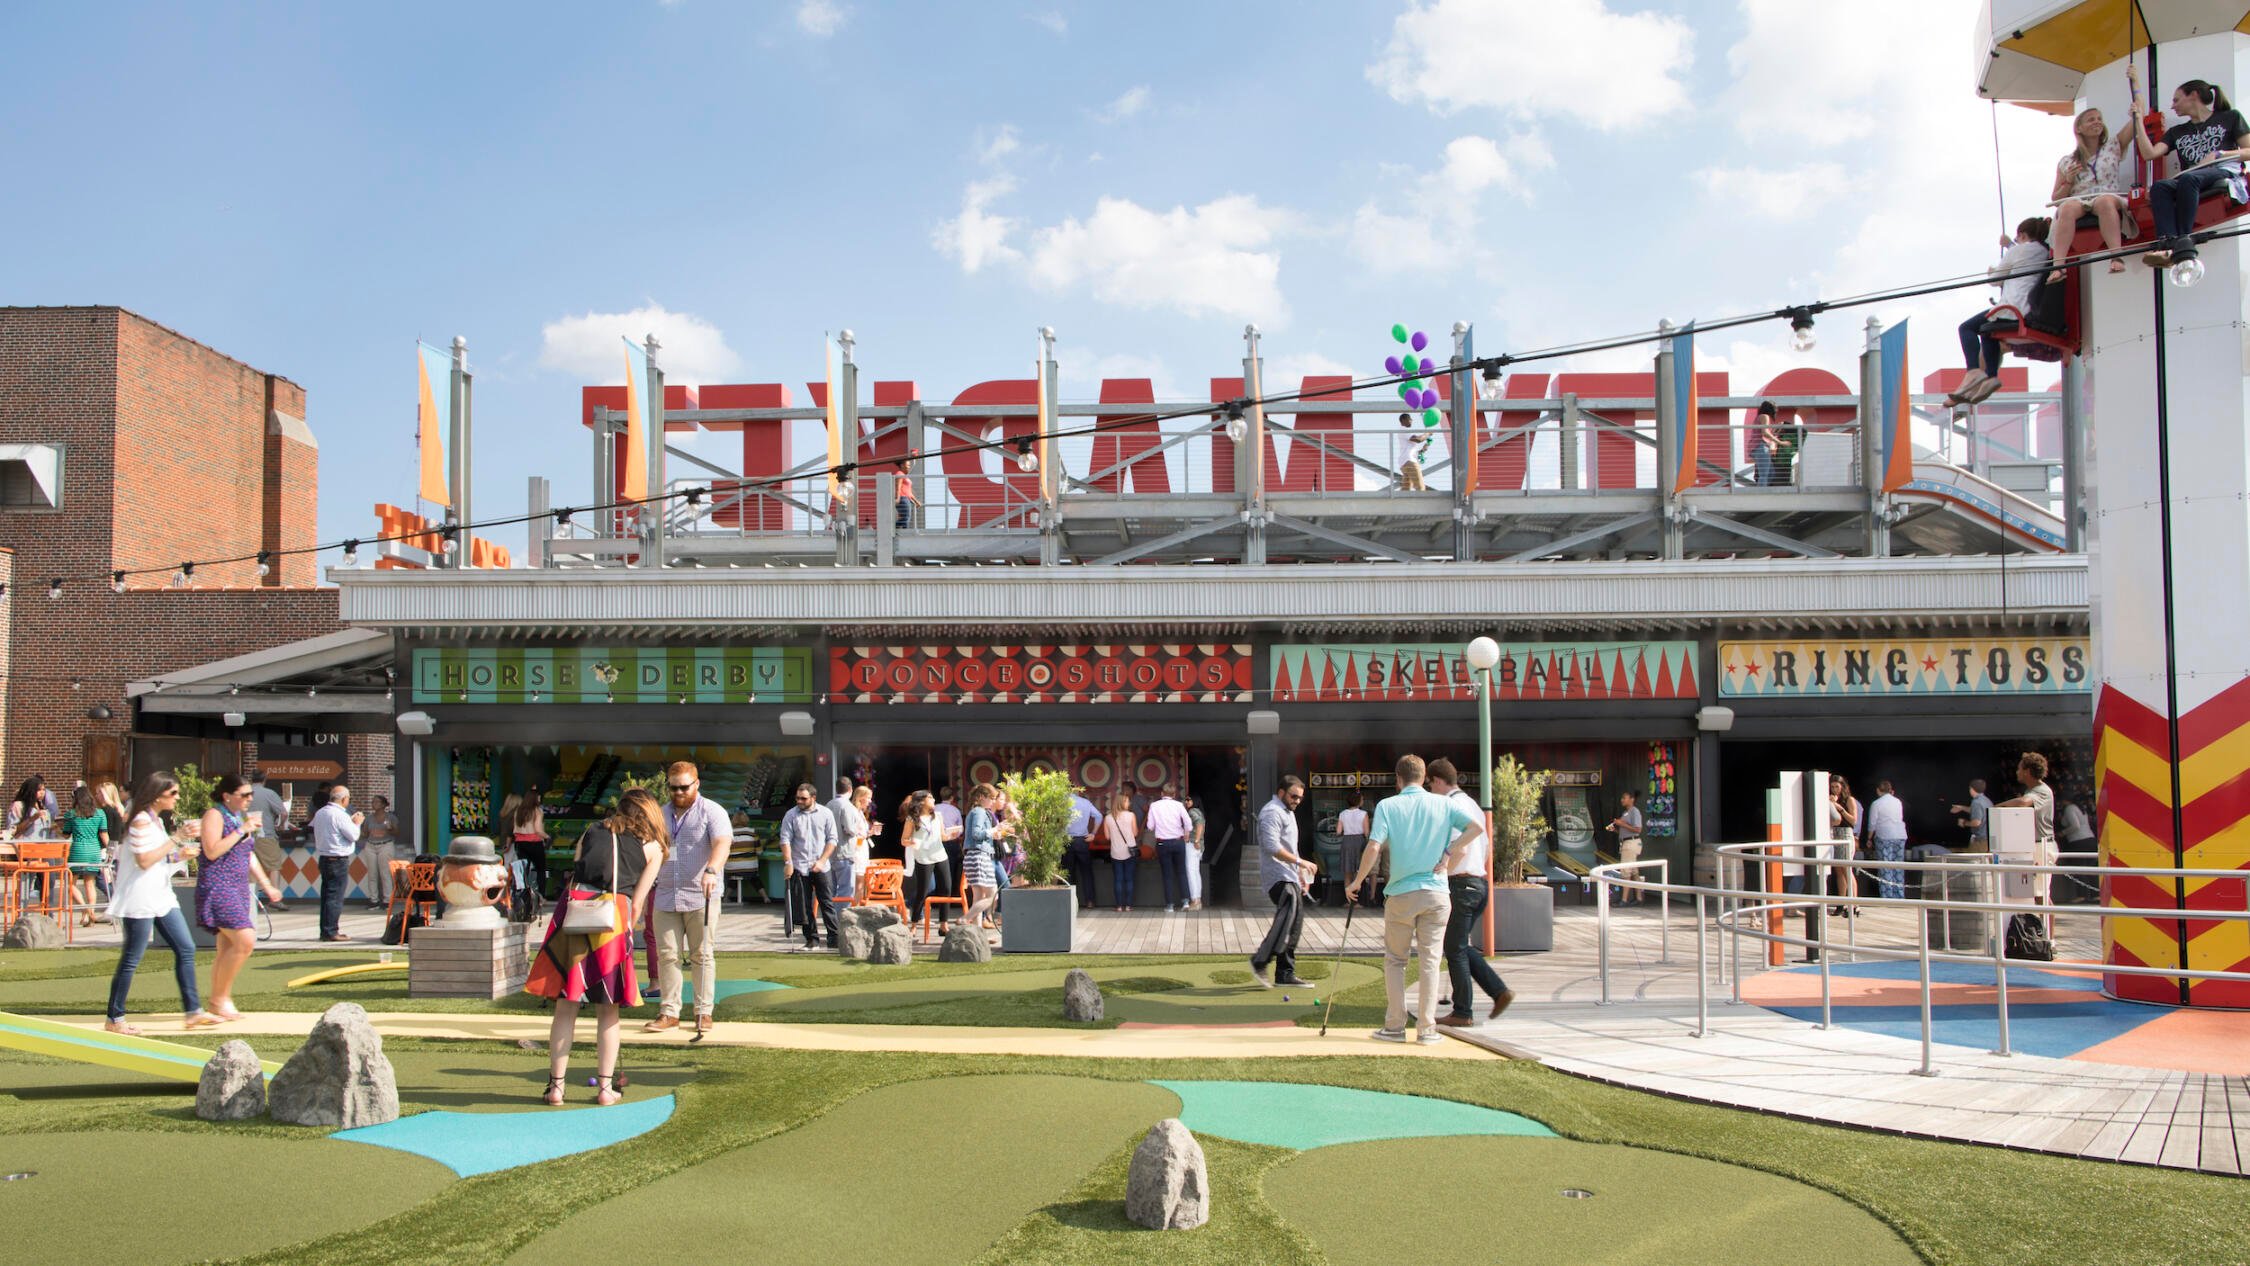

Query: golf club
1318;890;1359;1036
690;880;718;1044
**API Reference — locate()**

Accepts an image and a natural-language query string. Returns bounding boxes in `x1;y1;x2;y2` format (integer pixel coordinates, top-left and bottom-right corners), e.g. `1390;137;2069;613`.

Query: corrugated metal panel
339;557;2087;631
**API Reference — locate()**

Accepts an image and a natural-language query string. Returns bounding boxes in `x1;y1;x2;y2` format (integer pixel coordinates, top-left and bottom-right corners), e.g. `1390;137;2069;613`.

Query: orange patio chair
919;862;966;943
387;859;440;936
861;860;910;926
7;841;74;943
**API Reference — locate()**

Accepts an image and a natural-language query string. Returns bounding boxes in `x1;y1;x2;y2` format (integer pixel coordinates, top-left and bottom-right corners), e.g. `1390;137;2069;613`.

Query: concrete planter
1000;884;1078;953
1492;883;1554;953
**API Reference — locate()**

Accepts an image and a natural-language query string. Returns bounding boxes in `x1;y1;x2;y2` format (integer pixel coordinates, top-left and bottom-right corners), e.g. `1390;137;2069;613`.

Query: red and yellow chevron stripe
2096;678;2250;1006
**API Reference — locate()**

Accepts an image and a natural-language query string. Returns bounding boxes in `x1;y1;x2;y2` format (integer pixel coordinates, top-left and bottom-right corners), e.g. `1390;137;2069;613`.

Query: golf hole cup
437;835;510;927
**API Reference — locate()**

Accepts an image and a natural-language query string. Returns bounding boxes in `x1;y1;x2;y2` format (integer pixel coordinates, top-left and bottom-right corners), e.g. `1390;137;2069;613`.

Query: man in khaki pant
646;760;731;1036
1346;755;1483;1046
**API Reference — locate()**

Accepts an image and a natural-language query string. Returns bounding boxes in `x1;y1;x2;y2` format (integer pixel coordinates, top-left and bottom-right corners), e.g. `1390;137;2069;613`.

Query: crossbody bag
558;825;622;934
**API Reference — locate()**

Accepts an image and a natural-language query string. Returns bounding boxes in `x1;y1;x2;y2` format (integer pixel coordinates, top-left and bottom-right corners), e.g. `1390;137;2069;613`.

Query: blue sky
2;0;2068;547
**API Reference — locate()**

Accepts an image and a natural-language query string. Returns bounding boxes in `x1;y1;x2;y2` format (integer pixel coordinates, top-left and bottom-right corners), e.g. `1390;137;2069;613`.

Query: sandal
2108;259;2128;273
208;1005;244;1022
104;1021;142;1036
183;1013;225;1030
542;1076;567;1106
594;1074;622;1107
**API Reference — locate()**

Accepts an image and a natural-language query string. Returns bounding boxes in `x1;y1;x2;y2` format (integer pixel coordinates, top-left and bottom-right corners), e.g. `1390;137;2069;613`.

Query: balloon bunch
1383;324;1444;463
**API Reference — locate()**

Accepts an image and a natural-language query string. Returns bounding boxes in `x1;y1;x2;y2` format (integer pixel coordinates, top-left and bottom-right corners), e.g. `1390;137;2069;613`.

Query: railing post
1992;872;2014;1057
1914;910;1937;1076
1695;891;1709;1038
1658;859;1670;963
1596;866;1612;1006
1730;879;1743;1005
1817;931;1832;1029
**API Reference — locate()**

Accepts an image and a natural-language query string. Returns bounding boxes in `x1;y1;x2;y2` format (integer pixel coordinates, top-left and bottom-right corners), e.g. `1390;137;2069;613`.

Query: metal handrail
1587;845;2250;1073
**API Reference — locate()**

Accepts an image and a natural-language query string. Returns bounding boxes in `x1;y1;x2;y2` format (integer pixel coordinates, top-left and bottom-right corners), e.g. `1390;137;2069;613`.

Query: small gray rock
3;913;64;950
1126;1118;1209;1230
268;1002;399;1128
937;921;992;963
1062;968;1104;1022
196;1040;267;1121
868;921;913;965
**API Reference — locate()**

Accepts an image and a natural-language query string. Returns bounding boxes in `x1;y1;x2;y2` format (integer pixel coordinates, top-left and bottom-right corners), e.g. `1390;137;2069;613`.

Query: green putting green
505;1075;1179;1265
1154;1080;1554;1150
0;1131;452;1266
715;961;1382;1028
1265;1136;1918;1266
380;1049;694;1114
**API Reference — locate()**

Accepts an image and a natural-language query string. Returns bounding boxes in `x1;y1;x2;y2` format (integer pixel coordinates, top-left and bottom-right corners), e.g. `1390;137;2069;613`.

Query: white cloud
1265;351;1357;386
795;0;846;37
979;125;1021;164
1097;85;1151;123
1027;194;1295;324
931;175;1024;274
1692;161;1858;219
1368;0;1694;130
1350;134;1534;273
538;304;743;385
1026;10;1066;34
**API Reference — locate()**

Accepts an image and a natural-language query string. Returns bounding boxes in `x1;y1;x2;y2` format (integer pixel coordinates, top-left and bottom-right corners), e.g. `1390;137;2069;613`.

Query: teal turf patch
1151;1080;1555;1150
333;1093;675;1177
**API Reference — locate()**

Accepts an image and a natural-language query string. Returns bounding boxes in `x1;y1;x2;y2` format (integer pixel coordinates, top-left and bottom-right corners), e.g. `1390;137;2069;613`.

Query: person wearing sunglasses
780;782;839;949
645;761;731;1034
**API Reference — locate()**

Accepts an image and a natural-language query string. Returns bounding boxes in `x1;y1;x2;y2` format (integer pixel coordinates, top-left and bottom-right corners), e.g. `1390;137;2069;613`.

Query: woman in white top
1335;791;1370;906
104;772;214;1033
2049;105;2137;282
1865;780;1908;903
1104;792;1140;912
900;791;954;929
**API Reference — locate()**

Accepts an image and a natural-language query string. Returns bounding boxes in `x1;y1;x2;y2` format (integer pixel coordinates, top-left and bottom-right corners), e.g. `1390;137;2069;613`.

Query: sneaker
1371;1027;1408;1043
1490;988;1517;1020
1248;959;1272;988
641;1016;680;1033
2143;248;2173;267
1963;373;2004;404
1946;368;1989;405
1436;1013;1476;1028
1417;1030;1445;1045
1275;975;1316;988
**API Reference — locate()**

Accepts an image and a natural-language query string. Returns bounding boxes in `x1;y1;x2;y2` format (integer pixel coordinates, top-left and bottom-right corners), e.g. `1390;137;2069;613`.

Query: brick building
0;306;390;805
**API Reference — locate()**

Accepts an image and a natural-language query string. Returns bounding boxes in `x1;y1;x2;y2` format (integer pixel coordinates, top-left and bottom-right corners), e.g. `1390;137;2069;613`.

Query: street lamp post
1465;636;1501;950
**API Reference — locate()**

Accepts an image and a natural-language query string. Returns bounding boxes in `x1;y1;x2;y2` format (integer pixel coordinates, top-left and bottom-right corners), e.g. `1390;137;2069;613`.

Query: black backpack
2005;912;2055;962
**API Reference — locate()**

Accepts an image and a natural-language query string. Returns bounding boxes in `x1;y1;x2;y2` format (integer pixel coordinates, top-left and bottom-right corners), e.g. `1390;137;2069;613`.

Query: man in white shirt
781;785;839;949
1426;759;1513;1026
1603;791;1646;906
1864;780;1908;903
248;775;293;910
309;785;363;942
649;760;731;1035
1144;784;1194;913
1066;791;1102;909
1250;776;1317;988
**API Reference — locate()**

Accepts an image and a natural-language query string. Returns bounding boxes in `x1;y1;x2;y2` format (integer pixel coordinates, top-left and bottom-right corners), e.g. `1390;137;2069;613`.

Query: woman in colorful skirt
526;787;666;1106
195;775;284;1022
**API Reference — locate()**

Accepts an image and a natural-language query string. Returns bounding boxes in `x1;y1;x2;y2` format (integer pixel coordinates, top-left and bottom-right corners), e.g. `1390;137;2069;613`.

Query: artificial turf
6;1037;2250;1265
505;1075;1178;1264
1266;1135;1921;1265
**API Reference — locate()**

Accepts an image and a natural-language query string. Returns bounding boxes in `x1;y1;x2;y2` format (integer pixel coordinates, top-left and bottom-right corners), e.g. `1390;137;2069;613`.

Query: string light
173;562;193;588
47;579;61;601
341;540;360;568
1015;437;1038;473
255;550;271;578
111;571;125;594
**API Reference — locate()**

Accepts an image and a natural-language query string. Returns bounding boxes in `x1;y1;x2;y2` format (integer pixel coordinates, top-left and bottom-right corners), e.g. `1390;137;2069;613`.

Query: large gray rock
836;904;904;961
868;921;913;965
268;1002;399;1128
938;921;991;963
1062;968;1104;1022
1126;1118;1209;1230
196;1040;267;1121
3;913;64;950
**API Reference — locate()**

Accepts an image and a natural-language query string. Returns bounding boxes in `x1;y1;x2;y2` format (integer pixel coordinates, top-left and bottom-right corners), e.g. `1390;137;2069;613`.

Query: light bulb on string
1788;310;1818;352
255;551;271;578
111;572;126;594
1015;438;1038;473
1223;404;1246;444
2171;255;2206;288
341;540;360;568
172;563;193;588
46;578;60;601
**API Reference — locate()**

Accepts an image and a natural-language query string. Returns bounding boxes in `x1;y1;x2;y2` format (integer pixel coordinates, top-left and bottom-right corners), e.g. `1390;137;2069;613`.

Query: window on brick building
0;443;63;508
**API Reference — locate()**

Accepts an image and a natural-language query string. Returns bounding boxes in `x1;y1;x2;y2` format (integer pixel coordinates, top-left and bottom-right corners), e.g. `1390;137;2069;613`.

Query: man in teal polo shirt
1347;754;1483;1045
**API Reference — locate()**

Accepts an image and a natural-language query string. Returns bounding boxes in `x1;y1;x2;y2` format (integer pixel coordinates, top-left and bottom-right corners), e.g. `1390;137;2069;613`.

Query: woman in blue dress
194;775;283;1022
960;783;1000;945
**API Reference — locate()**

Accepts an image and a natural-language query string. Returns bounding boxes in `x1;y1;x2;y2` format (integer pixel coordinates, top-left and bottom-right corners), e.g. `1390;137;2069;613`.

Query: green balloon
1397;383;1412;400
1409;356;1426;374
1423;409;1441;427
1391;323;1409;343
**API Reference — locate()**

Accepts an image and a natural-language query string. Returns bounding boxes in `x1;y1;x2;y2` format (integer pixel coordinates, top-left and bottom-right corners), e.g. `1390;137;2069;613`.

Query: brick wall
0;547;12;781
0;307;340;795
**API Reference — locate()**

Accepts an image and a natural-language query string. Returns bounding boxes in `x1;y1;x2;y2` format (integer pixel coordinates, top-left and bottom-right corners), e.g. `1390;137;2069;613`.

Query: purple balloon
1384;355;1403;375
1410;330;1429;352
1414;388;1434;410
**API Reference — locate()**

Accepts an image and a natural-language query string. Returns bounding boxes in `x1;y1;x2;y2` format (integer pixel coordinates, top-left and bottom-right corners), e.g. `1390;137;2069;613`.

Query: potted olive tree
1489;755;1555;953
998;768;1079;953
